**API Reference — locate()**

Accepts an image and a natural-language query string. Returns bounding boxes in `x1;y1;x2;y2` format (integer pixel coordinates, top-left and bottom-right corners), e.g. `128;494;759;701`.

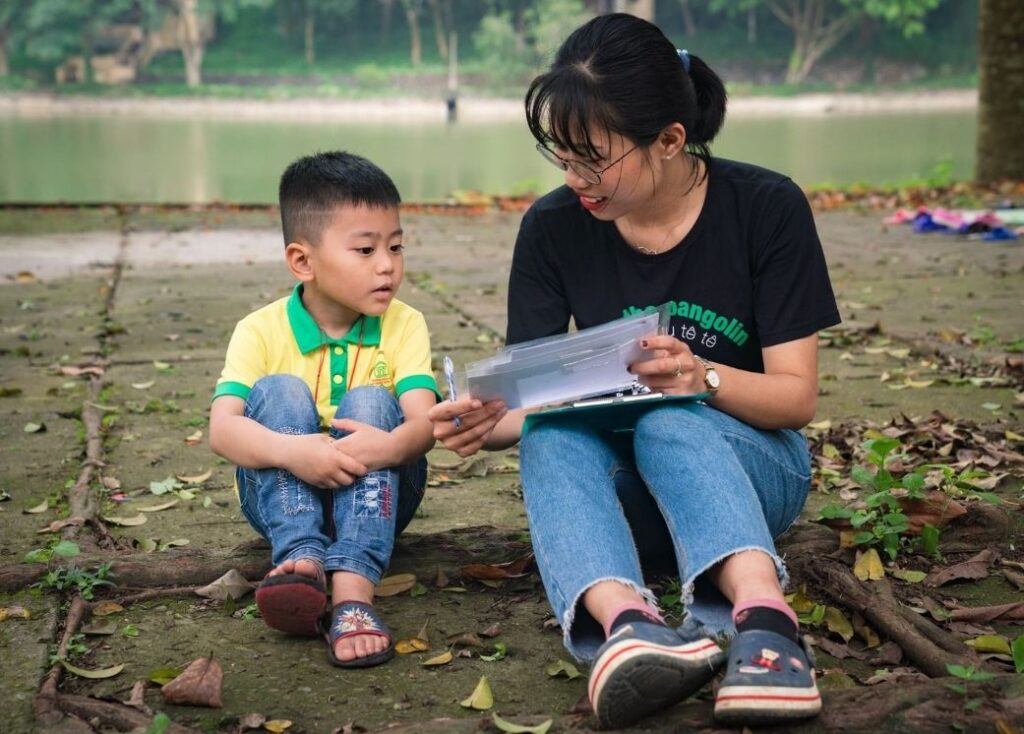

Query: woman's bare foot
331;571;390;663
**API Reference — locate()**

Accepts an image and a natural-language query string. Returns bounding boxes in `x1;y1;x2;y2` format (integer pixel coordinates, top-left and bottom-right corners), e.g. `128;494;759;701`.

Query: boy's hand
331;419;396;473
285;433;368;489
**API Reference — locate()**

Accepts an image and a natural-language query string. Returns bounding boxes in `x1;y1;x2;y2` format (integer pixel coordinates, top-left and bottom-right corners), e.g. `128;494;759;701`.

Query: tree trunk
379;0;394;45
747;6;756;44
177;0;203;87
402;0;421;67
770;0;860;84
304;0;315;65
0;27;8;77
429;0;447;60
976;0;1024;182
679;0;697;37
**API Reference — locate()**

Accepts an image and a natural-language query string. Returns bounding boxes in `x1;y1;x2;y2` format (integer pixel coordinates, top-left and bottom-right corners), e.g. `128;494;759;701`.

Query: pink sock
602;602;664;639
732;597;799;628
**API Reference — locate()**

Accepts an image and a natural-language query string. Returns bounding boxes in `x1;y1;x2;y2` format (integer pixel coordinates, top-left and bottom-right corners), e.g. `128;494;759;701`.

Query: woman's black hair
525;13;727;163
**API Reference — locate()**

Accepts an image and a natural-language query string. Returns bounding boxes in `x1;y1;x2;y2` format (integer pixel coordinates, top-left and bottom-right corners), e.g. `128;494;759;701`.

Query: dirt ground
0;206;1021;734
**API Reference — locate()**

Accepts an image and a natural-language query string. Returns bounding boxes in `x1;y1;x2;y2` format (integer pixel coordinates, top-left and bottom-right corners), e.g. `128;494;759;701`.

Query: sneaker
713;629;822;725
588;621;725;729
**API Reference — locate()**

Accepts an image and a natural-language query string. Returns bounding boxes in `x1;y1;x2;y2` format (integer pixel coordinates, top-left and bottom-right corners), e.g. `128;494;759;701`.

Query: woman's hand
629;334;708;395
427;396;508;457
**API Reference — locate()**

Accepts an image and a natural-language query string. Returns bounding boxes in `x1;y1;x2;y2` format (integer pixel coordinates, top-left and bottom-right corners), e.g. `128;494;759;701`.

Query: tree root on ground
796;555;997;677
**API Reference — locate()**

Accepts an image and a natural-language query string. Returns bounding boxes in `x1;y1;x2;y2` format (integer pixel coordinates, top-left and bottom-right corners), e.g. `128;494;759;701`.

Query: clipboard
522;391;710;435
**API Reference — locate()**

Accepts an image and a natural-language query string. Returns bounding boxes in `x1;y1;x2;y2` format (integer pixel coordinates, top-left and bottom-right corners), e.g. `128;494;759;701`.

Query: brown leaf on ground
461;554;534;580
123;680;150;713
446;632;485;648
480;623;501;638
949;601;1024;623
812;636;869;661
924;548;998;587
901;491;968;534
1002;568;1024;591
160;656;223;708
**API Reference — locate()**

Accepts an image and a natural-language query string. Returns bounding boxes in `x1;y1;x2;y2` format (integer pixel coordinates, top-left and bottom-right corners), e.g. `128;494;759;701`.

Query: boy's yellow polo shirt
213;284;439;427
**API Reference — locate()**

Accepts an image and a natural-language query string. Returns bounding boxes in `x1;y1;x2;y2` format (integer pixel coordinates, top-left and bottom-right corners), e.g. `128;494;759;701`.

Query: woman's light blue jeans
519;401;810;661
237;375;426;584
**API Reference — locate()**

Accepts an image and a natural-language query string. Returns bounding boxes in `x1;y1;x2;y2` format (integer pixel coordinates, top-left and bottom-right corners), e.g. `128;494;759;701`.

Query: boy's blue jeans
236;375;425;584
519;401;811;661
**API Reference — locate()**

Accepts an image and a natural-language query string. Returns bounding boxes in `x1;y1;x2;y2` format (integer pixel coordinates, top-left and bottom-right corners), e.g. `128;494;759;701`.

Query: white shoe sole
589;637;725;729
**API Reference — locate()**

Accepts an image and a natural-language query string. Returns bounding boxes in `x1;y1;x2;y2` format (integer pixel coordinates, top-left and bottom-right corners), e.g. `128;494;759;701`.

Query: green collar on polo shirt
287;284;382;354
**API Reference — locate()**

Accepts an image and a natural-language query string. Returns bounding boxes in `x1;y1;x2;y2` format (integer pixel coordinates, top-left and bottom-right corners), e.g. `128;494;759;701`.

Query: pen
443;355;462;429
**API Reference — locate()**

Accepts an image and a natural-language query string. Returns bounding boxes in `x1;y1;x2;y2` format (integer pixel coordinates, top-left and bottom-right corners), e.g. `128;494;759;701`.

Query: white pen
443;355;462;429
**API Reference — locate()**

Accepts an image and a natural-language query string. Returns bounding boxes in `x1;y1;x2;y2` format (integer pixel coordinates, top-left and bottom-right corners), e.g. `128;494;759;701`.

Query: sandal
588;621;725;729
254;559;326;637
319;600;395;669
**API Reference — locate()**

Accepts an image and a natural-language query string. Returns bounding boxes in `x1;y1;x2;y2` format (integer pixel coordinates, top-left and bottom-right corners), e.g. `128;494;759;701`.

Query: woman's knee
633;404;727;448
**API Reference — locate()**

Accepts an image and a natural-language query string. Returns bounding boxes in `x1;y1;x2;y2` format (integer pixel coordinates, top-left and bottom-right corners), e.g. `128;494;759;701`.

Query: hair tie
677;48;690;73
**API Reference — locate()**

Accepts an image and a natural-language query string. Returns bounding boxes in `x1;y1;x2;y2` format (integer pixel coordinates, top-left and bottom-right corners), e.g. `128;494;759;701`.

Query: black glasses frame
535;142;638;185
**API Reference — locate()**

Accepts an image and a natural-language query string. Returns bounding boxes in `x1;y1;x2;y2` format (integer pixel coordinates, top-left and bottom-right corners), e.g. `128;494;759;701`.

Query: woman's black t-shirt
506;157;841;373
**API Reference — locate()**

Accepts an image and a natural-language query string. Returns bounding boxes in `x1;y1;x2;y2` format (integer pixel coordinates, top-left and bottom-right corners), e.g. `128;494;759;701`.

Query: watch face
706;370;721;389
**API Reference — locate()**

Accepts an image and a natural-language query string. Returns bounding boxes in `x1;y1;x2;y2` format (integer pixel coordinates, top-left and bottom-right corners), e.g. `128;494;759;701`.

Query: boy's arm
330;387;436;471
209;396;368;487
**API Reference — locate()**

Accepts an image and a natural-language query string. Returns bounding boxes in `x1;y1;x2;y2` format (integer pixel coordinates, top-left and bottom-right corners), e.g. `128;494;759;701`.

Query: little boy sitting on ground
209;150;439;668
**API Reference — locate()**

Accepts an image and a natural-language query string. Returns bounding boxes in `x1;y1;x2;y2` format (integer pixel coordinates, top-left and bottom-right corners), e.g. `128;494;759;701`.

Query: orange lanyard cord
312;319;365;411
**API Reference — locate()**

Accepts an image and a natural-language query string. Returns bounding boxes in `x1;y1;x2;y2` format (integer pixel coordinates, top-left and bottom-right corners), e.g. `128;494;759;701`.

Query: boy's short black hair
279;151;401;246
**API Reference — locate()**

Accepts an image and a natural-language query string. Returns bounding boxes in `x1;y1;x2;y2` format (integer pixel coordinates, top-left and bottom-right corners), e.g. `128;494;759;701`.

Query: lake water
0;110;974;204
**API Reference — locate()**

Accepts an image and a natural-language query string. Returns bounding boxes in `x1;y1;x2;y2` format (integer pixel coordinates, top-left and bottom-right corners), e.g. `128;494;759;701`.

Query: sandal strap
325;600;391;644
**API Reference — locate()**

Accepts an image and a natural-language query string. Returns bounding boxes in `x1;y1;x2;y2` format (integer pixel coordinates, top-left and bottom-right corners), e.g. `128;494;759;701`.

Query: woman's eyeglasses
535;143;638;185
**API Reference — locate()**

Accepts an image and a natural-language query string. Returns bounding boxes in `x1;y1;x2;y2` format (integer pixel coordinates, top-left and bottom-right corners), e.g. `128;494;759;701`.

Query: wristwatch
694;355;720;396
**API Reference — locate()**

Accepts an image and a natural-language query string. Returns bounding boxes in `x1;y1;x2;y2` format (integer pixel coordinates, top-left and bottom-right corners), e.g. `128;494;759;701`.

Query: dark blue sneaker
588;621;725;729
714;629;822;725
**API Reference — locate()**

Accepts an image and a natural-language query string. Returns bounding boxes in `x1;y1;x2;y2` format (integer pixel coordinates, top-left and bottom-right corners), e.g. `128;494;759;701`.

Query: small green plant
25;539;80;564
819;438;926;560
32;561;115;600
48;633;88;665
657;578;684;619
945;664;994;711
238;603;260;621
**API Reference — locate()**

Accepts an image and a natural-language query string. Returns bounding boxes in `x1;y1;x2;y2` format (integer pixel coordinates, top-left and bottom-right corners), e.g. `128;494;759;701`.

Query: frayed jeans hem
563;576;660;662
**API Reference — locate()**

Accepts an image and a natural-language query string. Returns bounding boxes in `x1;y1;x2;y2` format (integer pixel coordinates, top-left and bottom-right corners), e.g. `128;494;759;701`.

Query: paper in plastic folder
464;305;670;410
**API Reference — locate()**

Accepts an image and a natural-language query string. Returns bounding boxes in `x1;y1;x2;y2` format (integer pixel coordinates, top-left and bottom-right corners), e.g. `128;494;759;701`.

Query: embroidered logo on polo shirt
368;353;393;389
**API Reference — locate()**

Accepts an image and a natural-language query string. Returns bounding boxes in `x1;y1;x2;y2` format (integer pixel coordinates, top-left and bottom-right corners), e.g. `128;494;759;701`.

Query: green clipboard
522;391;710;435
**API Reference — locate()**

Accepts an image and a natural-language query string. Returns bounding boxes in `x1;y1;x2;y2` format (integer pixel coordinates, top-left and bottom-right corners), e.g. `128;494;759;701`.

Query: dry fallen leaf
160;656;223;708
461;554;534;581
24;500;48;514
138;499;179;513
853;548;885;581
62;661;125;679
375;573;417;597
924;549;997;587
176;469;213;484
395;638;429;654
422;651;453;666
263;720;293;733
194;569;256;601
433;566;449;588
447;631;485;648
184;430;203;446
102;514;147;527
238;713;266;731
460;675;494;710
480;623;502;638
0;605;31;622
92;601;125;617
